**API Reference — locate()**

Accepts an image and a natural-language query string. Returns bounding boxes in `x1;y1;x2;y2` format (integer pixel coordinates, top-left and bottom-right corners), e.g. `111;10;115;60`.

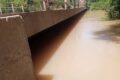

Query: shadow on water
28;10;87;80
94;23;120;43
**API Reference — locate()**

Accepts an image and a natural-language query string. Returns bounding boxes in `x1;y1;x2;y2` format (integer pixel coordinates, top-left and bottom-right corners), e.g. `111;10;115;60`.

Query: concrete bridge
0;6;120;80
0;8;86;80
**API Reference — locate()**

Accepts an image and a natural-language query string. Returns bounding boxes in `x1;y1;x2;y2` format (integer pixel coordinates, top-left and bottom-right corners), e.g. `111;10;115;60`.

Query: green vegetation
87;0;108;10
0;0;26;13
0;0;79;14
87;0;120;19
107;0;120;19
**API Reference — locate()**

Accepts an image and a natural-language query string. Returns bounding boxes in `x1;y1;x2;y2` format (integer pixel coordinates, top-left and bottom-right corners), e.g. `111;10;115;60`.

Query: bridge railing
0;0;86;15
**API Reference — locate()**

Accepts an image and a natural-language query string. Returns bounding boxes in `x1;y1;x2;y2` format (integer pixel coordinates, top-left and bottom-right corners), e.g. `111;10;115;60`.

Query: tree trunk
74;0;76;8
39;1;43;11
78;0;80;8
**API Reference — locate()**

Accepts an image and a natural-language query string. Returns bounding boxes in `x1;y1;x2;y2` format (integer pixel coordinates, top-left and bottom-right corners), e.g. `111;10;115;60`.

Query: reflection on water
94;23;120;43
37;75;53;80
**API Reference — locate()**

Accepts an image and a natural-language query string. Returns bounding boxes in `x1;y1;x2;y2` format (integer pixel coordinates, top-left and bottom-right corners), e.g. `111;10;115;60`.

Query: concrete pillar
0;15;35;80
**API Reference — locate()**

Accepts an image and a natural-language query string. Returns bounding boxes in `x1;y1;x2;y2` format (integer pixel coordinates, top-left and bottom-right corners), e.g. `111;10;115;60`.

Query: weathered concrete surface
0;16;35;80
22;8;86;37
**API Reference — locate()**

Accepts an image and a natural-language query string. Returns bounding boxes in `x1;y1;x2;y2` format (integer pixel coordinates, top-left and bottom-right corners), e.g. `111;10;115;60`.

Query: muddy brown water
29;10;120;80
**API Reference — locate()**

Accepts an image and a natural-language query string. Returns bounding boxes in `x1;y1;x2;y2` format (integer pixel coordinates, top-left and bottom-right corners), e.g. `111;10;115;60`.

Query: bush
90;2;107;10
106;0;120;19
88;0;120;19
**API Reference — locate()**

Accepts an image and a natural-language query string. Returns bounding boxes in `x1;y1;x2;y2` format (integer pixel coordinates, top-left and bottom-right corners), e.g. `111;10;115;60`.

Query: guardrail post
11;3;15;13
21;5;25;13
43;0;47;11
64;0;67;10
0;7;2;14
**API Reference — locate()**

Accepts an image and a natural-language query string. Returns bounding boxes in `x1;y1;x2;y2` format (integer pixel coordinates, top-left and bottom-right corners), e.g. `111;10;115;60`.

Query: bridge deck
31;10;120;80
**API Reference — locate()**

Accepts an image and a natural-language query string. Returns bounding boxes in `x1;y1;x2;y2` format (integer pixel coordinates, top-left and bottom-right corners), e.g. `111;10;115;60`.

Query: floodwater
29;10;120;80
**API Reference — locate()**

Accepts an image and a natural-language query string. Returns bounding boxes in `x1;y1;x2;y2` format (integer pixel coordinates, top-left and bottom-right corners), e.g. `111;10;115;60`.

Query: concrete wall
21;8;86;37
0;16;35;80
